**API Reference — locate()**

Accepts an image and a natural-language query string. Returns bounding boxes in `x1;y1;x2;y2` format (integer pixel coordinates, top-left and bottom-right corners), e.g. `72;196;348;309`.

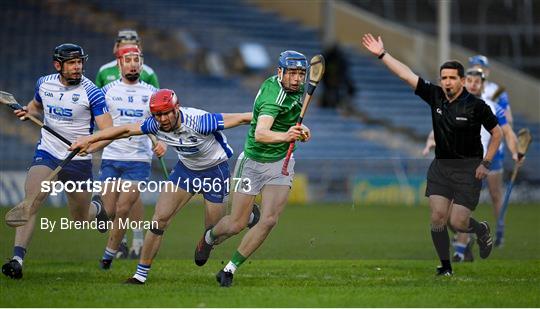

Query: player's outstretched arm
222;112;252;129
362;33;419;89
70;123;143;154
84;113;114;154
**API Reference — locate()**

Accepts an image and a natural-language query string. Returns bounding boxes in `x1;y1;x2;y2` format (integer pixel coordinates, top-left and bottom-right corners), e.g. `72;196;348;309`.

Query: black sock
468;217;483;235
431;224;451;269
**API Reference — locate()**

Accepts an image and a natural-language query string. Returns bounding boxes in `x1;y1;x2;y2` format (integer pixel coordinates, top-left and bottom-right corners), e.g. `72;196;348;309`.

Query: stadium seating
0;0;537;203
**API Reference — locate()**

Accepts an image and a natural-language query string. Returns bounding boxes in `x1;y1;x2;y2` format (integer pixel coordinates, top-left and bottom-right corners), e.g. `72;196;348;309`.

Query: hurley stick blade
0;90;23;110
5;200;32;227
308;54;325;84
517;128;532;156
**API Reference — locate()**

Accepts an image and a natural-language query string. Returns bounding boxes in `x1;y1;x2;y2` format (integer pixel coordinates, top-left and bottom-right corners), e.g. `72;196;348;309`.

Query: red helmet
150;89;178;114
116;44;141;58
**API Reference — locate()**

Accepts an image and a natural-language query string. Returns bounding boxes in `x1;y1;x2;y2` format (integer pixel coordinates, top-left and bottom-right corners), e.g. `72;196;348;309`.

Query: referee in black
362;33;502;276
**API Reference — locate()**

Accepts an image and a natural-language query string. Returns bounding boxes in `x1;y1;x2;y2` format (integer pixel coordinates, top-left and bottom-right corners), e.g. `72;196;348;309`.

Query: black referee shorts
425;159;482;210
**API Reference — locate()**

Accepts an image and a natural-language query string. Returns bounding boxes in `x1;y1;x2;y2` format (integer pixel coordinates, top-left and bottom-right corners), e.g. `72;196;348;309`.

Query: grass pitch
1;203;539;307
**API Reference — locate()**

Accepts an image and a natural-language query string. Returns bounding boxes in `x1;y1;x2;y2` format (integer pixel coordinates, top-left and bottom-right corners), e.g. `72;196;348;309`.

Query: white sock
205;230;214;245
223;261;237;274
132;229;144;248
13;256;23;266
133;274;147;282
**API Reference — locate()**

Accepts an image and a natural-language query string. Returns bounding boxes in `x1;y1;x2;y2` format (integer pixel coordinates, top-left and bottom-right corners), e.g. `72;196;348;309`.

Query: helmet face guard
114;29;141;55
53;43;88;85
465;68;486;81
278;50;307;92
116;45;143;82
116;29;140;44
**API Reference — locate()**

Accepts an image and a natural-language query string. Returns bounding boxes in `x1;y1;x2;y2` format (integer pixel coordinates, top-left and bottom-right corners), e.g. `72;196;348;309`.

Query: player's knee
430;212;446;226
450;217;468;232
259;216;278;230
114;203;131;219
150;216;169;231
149;227;164;236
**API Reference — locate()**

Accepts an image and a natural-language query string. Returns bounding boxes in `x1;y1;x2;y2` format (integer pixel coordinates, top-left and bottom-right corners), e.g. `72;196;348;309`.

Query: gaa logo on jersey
71;93;80;103
142;95;149;103
188;136;198;143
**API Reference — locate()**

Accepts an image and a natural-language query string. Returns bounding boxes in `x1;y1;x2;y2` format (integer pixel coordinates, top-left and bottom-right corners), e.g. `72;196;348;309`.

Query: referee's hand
475;164;489;179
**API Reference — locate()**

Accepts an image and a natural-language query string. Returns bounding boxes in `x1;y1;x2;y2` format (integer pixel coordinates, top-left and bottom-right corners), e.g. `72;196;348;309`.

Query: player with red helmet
70;89;259;284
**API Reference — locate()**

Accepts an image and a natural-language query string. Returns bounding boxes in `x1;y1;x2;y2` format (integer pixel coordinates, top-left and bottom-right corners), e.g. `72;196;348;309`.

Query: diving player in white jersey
2;44;113;280
70;89;259;284
96;45;164;270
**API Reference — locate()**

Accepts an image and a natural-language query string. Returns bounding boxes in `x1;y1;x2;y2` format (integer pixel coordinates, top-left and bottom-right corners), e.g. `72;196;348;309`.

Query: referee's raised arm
362;33;419;90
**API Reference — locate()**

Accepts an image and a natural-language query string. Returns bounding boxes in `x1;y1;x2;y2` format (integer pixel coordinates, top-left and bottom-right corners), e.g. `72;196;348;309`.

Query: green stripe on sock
231;250;247;267
209;228;217;241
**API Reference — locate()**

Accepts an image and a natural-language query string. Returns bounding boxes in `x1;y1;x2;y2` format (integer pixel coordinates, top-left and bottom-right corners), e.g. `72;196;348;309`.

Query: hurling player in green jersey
94;29;159;260
194;51;312;287
95;29;159;88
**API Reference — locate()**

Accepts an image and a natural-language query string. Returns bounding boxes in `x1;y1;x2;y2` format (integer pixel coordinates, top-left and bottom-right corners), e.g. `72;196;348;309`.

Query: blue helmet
278;50;307;72
468;55;489;68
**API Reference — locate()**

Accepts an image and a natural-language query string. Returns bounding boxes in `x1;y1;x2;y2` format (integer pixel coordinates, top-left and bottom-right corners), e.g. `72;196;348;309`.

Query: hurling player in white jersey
469;55;514;127
70;89;260;284
2;44;113;280
450;68;522;259
96;45;165;270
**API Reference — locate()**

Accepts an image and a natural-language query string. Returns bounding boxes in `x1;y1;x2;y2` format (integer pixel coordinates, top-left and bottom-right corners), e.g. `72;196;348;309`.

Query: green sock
209;228;217;241
231;250;247;267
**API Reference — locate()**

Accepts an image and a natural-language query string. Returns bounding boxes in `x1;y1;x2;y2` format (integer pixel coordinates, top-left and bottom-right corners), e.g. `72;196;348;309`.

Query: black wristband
378;50;386;59
481;160;491;169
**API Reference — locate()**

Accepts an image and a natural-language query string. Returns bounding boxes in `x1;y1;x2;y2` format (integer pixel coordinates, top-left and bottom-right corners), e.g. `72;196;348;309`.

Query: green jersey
244;75;304;163
95;60;159;88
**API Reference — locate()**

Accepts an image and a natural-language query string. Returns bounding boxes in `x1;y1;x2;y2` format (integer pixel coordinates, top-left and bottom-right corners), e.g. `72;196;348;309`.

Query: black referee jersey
415;77;498;159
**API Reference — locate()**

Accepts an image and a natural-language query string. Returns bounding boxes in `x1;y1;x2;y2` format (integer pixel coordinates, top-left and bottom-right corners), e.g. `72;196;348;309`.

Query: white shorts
232;152;295;195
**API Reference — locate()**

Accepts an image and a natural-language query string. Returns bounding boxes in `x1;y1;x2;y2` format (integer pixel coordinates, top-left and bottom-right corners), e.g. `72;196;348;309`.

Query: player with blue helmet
193;50;312;287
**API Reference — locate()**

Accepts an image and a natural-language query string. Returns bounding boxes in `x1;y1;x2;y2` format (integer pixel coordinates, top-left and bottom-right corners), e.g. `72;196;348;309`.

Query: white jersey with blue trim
101;80;156;162
482;81;510;111
481;97;506;154
140;107;233;170
34;74;108;160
